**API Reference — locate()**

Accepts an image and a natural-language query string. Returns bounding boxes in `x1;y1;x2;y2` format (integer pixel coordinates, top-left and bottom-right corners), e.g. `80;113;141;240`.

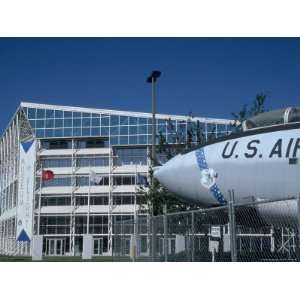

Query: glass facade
114;148;147;166
22;106;231;145
41;157;109;168
0;103;232;257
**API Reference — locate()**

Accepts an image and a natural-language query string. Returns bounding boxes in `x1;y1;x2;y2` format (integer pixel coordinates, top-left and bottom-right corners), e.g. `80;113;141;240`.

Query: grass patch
0;255;134;262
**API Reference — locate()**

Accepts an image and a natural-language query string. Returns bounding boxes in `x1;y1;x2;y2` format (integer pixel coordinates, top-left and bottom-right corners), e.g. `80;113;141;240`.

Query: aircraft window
288;107;300;123
245;120;256;129
244;108;285;130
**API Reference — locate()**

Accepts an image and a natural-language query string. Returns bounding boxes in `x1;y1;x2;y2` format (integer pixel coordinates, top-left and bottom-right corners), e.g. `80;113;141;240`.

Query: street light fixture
146;70;161;166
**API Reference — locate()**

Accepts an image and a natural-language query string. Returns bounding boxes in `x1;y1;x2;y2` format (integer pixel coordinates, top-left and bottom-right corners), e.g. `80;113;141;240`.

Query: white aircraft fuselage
154;122;300;224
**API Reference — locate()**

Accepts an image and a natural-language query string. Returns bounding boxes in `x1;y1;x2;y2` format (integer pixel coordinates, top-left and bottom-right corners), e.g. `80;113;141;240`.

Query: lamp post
146;70;161;166
146;70;161;260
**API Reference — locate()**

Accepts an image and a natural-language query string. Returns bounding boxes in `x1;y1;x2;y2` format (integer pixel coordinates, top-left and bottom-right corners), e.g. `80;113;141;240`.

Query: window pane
129;135;137;145
46;109;54;118
217;124;226;132
29;119;35;128
92;118;100;126
64;118;72;127
139;135;147;144
55;119;63;128
36;109;45;119
129;117;137;125
158;119;166;125
110;136;118;145
120;136;128;145
82;118;91;127
54;129;63;137
73;128;81;136
42;159;72;168
63;128;72;137
138;117;147;125
73;118;81;127
129;126;137;134
91;127;100;136
101;127;109;136
138;125;147;134
158;124;166;133
82;128;91;136
45;119;54;128
167;121;176;133
120;116;128;125
36;119;45;128
111;115;119;126
77;157;109;167
64;111;72;118
177;122;186;134
120;126;128;135
110;126;119;135
73;112;81;118
101;117;109;126
207;123;216;132
28;108;36;119
114;148;147;165
55;110;63;118
35;129;45;138
167;133;177;143
45;129;54;137
43;177;71;187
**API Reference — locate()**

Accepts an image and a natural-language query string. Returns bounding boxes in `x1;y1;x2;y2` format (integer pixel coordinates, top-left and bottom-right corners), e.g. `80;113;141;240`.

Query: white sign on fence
16;139;36;242
211;226;221;238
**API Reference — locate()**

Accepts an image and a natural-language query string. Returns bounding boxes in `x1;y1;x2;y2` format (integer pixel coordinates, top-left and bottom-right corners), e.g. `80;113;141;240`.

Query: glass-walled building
0;102;232;257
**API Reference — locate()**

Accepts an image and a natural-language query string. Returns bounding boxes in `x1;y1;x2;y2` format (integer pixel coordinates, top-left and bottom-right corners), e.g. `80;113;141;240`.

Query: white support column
32;235;43;260
37;152;42;236
107;147;113;256
70;138;77;256
132;164;138;260
82;234;93;260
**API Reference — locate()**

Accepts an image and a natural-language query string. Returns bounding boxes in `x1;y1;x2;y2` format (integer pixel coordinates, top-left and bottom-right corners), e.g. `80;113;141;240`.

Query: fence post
151;217;156;262
228;189;237;262
163;204;168;262
132;213;137;262
191;211;195;262
297;194;300;261
147;214;151;260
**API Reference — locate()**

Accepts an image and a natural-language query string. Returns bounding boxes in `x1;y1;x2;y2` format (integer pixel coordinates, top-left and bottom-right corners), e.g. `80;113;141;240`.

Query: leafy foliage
139;117;213;215
231;93;267;130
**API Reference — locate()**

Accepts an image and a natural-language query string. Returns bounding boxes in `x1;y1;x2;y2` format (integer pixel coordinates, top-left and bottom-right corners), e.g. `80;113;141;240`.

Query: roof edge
20;101;232;124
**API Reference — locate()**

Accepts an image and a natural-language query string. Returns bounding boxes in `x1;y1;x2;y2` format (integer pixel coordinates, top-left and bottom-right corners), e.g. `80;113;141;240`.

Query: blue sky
0;38;300;132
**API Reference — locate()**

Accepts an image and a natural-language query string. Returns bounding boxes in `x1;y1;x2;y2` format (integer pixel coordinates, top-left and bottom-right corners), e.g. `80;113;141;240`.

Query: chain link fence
112;193;300;262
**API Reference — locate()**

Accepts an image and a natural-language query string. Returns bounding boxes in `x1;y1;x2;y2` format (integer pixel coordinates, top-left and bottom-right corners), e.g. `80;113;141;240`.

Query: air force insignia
200;168;218;189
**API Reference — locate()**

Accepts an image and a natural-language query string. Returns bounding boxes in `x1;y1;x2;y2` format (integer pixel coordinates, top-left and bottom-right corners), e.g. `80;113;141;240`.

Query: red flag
42;170;54;181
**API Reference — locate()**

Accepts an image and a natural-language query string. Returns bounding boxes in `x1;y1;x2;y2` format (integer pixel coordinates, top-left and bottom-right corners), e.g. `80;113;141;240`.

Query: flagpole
134;164;137;258
38;162;43;236
87;169;91;235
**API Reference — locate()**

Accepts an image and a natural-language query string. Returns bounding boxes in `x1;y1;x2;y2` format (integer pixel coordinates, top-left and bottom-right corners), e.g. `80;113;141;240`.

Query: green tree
138;117;211;215
231;93;267;129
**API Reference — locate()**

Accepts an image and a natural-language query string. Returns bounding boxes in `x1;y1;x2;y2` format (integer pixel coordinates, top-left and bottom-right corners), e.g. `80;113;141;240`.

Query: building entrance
46;238;66;256
93;238;103;256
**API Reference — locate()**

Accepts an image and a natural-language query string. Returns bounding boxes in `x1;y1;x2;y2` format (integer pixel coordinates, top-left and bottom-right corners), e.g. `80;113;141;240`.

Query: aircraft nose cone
153;155;181;188
153;165;167;182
